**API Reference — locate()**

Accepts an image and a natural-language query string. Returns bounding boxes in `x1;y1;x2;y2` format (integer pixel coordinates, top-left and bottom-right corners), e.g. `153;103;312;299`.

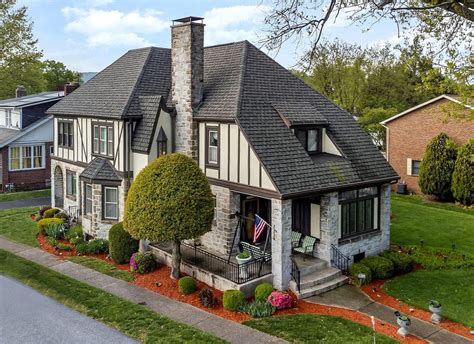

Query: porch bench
240;242;271;262
293;235;317;259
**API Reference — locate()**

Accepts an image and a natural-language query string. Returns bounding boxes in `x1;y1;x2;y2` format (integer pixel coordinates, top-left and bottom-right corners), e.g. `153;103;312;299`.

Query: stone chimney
64;82;80;96
171;16;204;159
16;85;27;98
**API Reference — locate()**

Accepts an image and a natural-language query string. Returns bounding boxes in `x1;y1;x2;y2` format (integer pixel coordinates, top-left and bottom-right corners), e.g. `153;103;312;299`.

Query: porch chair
293;235;317;260
291;231;302;249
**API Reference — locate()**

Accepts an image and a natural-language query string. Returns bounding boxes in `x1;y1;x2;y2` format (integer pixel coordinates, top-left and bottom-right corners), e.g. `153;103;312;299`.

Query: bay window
9;145;44;171
103;187;118;220
92;123;114;157
339;187;379;238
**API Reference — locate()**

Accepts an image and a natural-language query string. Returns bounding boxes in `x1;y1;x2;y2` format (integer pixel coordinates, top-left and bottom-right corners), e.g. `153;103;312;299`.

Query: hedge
109;222;139;264
360;256;394;279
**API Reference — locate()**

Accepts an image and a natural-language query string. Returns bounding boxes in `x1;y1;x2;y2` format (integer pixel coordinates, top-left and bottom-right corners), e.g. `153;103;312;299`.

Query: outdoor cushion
294;235;317;256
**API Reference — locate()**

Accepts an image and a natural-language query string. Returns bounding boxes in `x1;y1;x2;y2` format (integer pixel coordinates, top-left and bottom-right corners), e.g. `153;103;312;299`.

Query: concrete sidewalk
306;284;472;344
0;197;50;210
0;236;285;344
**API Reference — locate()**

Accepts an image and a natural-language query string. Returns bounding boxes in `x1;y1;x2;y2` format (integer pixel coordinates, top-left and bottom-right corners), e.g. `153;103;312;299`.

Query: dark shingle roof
47;47;171;119
272;101;328;126
131;95;163;153
80;158;121;182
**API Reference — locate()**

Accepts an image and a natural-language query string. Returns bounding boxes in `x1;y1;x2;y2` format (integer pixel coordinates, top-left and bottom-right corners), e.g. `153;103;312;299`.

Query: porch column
271;199;292;291
379;184;391;251
317;192;339;262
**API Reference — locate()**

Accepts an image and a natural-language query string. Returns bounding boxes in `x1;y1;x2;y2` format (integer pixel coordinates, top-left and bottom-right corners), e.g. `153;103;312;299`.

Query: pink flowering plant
130;252;156;274
267;291;293;310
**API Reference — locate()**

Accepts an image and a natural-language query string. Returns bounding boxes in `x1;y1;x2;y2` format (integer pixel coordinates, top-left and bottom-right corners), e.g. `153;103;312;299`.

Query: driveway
0;197;50;210
0;275;137;344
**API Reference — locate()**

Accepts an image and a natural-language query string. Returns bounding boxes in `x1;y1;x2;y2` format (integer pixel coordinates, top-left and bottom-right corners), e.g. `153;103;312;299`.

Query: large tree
0;0;44;99
42;60;80;91
451;139;474;205
124;154;214;279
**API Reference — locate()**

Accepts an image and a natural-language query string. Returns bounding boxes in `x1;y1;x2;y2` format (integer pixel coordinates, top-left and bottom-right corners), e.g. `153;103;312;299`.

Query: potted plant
395;311;411;337
429;300;442;324
236;250;252;279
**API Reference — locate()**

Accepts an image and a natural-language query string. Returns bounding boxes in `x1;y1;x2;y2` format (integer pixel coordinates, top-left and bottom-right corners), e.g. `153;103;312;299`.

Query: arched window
156;127;167;157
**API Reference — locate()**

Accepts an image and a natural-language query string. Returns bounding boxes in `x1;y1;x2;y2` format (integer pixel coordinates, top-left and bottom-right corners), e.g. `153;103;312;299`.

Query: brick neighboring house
0;87;64;191
47;16;399;297
381;94;474;194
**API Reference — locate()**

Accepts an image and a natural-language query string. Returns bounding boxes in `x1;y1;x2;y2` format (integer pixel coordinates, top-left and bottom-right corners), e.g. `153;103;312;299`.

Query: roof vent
16;85;27;98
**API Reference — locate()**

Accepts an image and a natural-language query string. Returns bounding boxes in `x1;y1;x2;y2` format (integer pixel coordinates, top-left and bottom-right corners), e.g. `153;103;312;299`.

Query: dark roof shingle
80;158;121;182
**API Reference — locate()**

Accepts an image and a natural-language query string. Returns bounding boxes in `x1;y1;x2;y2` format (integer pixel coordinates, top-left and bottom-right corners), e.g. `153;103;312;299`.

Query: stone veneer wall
314;192;339;262
199;185;240;255
51;159;82;211
271;199;292;290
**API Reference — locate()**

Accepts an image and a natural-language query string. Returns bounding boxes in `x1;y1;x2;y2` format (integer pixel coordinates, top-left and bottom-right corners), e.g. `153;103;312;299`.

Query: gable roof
80;158;121;182
47;47;171;119
0;116;53;148
0;91;64;109
381;94;473;125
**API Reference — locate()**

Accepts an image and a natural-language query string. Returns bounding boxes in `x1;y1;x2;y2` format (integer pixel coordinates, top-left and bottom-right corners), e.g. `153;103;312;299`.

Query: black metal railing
331;244;351;271
153;242;272;284
291;256;301;292
66;206;81;226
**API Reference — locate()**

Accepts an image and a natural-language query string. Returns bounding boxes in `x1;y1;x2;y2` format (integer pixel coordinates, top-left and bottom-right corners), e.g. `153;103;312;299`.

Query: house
0;87;67;191
381;95;474;194
47;17;398;297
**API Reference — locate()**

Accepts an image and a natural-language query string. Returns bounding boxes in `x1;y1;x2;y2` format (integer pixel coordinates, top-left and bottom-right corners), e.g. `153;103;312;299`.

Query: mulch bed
361;280;474;341
36;234;426;343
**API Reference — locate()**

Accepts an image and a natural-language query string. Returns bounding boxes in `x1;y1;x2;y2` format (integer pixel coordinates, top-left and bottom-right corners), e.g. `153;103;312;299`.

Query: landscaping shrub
75;239;109;255
130;252;156;274
254;283;274;301
199;288;218;308
37;218;65;235
44;223;67;239
34;215;42;222
267;291;292;310
70;236;85;246
348;263;372;285
54;212;69;221
452;139;473;206
39;206;51;217
57;243;73;251
65;226;83;241
418;133;458;200
360;256;394;279
380;251;415;274
46;237;58;247
178;276;197;295
223;290;245;311
243;300;276;318
43;208;60;218
109;222;139;264
405;246;474;270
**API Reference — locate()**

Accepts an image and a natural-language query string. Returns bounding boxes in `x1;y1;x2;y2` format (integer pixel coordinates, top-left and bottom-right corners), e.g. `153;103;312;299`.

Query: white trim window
66;170;77;197
103;187;118;220
6;110;12;128
92;124;114;157
9;145;45;171
207;129;219;165
85;184;93;215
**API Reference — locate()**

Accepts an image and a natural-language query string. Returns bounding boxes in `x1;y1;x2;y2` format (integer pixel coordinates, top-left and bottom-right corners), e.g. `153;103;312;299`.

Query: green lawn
244;314;398;344
383;269;474;328
0;189;50;202
67;256;134;282
0;207;39;247
0;250;226;344
391;194;474;254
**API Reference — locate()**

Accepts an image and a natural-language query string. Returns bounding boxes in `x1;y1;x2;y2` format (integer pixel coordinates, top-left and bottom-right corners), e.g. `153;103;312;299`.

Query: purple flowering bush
130;252;156;274
267;291;293;310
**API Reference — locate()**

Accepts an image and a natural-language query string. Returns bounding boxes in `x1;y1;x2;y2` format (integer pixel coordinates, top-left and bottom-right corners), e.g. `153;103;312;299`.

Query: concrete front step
296;258;329;276
292;267;342;290
294;275;349;299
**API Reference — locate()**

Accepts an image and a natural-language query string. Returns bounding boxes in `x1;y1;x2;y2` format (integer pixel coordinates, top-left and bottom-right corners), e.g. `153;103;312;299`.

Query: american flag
253;214;268;243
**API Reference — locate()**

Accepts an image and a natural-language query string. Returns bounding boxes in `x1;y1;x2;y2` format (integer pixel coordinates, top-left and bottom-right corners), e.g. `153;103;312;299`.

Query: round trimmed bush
360;256;394;280
109;222;139;264
178;276;197;295
348;263;372;285
380;251;414;274
37;218;65;235
43;208;60;218
254;283;274;301
39;206;51;217
54;212;69;220
223;290;245;311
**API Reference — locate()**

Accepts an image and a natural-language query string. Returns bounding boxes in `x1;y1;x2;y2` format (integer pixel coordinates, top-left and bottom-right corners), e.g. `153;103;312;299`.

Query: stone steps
293;267;342;290
292;275;349;299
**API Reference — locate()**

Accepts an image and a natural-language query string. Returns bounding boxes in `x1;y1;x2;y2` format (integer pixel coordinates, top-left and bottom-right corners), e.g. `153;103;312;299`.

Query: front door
240;196;271;244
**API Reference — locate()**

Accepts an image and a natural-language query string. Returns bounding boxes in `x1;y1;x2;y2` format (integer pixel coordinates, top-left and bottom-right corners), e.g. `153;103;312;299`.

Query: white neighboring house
47;17;398;297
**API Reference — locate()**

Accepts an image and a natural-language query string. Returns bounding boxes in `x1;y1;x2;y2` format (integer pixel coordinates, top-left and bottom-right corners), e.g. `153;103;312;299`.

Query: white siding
11;117;53;144
0;109;21;129
198;122;276;192
148;109;172;161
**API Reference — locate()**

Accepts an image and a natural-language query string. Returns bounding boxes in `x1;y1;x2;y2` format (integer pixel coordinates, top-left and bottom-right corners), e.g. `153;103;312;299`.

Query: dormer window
295;128;322;154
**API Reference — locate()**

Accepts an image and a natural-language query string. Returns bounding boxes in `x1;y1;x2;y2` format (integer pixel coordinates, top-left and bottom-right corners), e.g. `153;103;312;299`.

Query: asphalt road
0;197;50;210
0;275;137;344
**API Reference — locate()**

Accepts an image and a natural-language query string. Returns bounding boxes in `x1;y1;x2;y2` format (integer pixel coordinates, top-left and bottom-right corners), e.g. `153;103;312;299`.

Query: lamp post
357;273;366;287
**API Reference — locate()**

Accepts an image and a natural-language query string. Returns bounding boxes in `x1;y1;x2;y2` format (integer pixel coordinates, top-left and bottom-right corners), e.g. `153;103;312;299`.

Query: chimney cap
172;16;204;25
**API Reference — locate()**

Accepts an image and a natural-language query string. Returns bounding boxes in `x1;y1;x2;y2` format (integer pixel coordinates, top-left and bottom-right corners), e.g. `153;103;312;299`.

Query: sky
18;0;404;72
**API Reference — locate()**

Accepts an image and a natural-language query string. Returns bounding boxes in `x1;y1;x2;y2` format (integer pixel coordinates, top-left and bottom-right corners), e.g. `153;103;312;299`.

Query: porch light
357;273;366;287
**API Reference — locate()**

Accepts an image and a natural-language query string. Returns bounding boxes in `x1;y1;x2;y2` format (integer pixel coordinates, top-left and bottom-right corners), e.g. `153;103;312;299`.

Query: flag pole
258;215;271;276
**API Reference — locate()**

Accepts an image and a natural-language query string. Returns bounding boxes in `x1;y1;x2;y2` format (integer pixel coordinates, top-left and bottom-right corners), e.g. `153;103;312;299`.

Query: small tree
452;139;473;205
124;153;214;279
418;133;458;200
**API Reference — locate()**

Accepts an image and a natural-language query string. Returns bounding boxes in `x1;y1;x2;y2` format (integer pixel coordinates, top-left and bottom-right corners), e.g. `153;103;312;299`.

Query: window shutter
407;158;412;176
